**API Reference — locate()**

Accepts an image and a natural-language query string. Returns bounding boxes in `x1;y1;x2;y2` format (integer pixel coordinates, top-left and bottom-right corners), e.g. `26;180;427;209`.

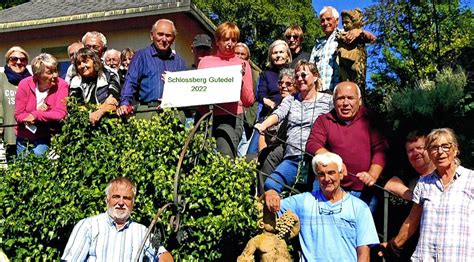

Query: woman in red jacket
15;53;68;157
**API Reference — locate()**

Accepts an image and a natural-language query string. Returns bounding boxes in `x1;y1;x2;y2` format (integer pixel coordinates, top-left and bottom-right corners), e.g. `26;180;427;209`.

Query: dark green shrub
0;101;258;260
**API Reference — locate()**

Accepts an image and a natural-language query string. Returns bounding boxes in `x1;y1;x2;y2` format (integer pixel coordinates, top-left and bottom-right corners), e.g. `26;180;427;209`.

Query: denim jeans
264;155;302;193
16;138;50;157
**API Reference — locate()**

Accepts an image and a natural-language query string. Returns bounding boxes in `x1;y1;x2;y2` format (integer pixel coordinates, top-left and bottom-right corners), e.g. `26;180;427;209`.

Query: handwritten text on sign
161;65;242;108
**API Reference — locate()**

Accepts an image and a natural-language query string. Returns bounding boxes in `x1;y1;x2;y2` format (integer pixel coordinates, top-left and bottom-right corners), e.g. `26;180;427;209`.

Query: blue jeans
246;129;259;155
16;138;50;157
264;155;302;193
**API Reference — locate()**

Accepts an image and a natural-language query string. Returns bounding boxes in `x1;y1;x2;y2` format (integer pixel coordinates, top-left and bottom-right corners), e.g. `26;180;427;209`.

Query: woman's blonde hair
5;46;29;64
426;128;461;165
31;53;57;77
294;60;322;91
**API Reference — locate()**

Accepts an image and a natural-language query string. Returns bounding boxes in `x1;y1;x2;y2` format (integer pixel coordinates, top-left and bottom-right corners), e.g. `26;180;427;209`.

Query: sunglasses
9;56;27;64
285;35;299;40
296;71;310;79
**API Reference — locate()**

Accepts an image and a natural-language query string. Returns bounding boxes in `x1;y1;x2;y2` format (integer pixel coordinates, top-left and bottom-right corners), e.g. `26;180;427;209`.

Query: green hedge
0;101;258;261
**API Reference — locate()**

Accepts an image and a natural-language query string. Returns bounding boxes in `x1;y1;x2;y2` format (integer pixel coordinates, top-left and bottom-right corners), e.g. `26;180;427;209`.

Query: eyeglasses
278;80;293;87
9;56;27;64
85;44;102;51
428;143;453;153
285;35;299;40
296;71;310;79
319;201;342;215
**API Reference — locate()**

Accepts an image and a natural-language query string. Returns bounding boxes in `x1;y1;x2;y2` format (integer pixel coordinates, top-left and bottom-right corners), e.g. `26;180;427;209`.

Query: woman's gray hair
266;39;292;68
31;53;57;76
279;68;295;81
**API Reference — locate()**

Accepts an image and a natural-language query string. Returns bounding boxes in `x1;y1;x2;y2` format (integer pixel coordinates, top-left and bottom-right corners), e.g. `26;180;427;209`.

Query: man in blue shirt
263;152;379;261
61;177;173;261
117;19;187;118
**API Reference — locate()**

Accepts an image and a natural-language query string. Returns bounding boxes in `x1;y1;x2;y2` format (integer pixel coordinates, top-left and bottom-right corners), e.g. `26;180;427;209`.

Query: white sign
161;65;242;108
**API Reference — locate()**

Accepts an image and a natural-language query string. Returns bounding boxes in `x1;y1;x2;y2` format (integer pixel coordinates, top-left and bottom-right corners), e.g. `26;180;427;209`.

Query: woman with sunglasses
255;60;333;193
382;128;474;261
15;53;68;157
0;46;32;161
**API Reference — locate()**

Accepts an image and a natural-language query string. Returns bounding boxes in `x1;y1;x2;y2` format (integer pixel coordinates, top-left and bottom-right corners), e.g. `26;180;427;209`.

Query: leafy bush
386;67;466;131
0;101;258;260
368;67;473;169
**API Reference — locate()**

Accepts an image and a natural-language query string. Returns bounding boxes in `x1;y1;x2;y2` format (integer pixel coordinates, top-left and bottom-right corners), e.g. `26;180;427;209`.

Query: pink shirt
15;76;69;141
198;52;255;116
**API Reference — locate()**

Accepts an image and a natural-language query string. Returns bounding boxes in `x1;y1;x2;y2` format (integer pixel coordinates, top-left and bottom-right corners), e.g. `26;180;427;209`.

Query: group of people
0;4;472;261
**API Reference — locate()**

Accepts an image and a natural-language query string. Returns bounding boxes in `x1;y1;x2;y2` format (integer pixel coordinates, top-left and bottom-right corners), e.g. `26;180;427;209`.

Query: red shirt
305;107;387;191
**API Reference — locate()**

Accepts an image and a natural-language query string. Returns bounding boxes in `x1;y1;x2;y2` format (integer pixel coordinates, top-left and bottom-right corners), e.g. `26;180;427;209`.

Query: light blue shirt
61;213;166;261
280;190;379;261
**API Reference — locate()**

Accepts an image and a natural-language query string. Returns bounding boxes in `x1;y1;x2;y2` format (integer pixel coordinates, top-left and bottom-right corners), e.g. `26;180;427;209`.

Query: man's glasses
9;56;27;64
319;201;342;215
285;35;299;40
296;71;309;79
428;143;453;153
85;44;102;51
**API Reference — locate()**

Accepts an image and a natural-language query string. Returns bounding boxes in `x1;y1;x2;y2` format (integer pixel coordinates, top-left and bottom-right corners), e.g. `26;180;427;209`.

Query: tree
365;0;473;90
193;0;322;68
0;0;27;10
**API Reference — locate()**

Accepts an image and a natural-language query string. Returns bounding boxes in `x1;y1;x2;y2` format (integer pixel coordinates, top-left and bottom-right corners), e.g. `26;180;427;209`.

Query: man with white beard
61;177;173;261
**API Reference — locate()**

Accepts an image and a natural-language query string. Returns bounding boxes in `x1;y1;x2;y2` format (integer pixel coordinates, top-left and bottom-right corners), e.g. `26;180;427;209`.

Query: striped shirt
272;93;333;158
61;213;166;261
411;165;474;261
309;29;340;92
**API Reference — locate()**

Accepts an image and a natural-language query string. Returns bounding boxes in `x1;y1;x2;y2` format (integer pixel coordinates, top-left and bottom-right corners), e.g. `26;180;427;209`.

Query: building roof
0;0;199;32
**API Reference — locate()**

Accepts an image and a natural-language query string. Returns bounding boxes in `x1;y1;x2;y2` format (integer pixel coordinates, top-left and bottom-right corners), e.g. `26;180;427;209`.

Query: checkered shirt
309;29;339;91
411;165;474;261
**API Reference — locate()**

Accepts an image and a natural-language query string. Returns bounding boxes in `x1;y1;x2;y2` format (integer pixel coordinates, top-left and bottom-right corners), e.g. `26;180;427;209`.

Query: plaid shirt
411;165;474;261
309;29;339;92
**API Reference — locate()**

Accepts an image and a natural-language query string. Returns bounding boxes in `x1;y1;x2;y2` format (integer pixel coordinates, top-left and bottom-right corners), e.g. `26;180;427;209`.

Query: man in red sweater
305;81;387;213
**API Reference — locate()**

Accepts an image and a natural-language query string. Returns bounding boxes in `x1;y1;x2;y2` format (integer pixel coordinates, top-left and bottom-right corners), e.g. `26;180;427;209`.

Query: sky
310;0;473;88
311;0;474;26
312;0;373;18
